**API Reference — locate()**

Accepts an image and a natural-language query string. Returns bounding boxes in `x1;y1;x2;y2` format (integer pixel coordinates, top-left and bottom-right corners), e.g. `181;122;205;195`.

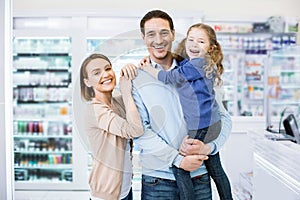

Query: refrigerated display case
11;15;93;196
266;45;300;133
12;34;89;193
13;37;73;184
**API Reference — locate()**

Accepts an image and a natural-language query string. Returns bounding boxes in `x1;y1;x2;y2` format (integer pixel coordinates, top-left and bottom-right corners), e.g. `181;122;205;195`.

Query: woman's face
84;58;116;94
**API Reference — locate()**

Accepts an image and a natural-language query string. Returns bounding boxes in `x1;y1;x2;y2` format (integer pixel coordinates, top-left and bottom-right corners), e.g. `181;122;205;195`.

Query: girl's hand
180;136;211;156
119;76;132;95
120;63;138;80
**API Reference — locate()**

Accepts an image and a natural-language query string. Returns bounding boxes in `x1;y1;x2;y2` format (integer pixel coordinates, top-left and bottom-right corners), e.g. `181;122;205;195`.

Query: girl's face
185;27;211;59
84;58;116;94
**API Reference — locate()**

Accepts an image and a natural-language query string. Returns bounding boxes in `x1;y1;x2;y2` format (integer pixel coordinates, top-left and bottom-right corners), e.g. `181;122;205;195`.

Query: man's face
142;18;175;63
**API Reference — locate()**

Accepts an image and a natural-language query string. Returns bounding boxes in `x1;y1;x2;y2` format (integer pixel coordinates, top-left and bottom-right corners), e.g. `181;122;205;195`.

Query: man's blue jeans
141;173;212;200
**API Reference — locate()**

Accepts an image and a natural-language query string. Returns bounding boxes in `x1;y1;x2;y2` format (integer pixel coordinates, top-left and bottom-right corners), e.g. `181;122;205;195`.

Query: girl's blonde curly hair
173;23;224;86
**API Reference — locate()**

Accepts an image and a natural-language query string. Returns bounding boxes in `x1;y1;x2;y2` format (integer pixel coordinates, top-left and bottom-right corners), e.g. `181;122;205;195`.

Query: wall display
215;30;297;116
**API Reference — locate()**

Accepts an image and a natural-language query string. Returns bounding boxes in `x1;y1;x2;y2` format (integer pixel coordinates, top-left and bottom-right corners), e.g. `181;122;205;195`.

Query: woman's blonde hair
174;23;224;86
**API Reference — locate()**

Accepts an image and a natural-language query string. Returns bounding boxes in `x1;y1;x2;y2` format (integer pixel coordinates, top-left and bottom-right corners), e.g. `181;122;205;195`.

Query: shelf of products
266;46;300;131
221;50;242;115
13;37;73;183
215;31;297;116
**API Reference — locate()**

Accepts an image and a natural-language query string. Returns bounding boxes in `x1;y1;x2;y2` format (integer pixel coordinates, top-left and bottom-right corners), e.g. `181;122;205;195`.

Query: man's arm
132;84;206;171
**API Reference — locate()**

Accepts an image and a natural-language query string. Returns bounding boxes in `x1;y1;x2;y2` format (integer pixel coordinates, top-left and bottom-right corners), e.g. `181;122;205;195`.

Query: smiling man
121;9;232;200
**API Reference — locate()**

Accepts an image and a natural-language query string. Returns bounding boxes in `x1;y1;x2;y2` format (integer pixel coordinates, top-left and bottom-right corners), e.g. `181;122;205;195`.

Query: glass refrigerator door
13;37;73;185
266;46;300;132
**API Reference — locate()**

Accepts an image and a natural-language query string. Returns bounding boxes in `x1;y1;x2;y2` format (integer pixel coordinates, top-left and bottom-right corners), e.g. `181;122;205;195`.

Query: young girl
80;53;143;200
140;23;233;200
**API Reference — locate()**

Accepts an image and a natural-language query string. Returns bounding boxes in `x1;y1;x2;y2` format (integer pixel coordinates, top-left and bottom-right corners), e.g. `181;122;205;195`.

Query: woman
80;53;143;200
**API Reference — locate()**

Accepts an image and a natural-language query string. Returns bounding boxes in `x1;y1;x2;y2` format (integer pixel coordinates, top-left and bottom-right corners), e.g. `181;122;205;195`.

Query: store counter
249;130;300;200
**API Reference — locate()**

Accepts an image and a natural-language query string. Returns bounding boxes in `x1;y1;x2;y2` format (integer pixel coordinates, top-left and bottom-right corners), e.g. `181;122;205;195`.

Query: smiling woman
80;54;116;103
79;53;143;200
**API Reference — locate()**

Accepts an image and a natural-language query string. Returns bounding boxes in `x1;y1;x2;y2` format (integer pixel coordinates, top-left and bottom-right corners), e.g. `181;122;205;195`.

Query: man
121;9;232;200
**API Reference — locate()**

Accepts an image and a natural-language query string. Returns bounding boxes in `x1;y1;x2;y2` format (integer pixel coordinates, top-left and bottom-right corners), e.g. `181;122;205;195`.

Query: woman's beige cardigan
84;96;143;200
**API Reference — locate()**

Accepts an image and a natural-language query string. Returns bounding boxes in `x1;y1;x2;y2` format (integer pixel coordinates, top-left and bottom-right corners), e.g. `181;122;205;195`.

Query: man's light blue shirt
132;59;232;180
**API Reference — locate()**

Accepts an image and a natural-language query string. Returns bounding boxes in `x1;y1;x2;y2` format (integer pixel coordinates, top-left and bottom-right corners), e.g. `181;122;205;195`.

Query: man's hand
179;154;208;172
120;63;138;80
180;136;211;156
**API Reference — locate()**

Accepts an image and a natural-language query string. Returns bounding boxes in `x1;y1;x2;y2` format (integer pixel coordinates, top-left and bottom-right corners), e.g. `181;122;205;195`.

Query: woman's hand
138;56;151;69
120;63;138;80
179;136;211;156
119;76;132;95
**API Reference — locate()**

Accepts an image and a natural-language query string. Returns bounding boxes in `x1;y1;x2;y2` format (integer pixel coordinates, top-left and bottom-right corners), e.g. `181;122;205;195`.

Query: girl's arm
139;58;184;85
140;63;160;79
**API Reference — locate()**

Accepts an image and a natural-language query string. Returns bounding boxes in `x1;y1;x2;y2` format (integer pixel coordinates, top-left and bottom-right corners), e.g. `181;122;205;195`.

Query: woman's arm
88;77;143;139
119;76;143;136
90;104;143;139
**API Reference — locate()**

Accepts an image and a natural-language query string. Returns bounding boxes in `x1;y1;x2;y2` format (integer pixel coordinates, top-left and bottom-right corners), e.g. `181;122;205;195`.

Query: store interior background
1;0;300;199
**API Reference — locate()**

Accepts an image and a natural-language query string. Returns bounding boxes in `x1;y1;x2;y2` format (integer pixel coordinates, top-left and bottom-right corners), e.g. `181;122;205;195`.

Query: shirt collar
150;57;178;71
